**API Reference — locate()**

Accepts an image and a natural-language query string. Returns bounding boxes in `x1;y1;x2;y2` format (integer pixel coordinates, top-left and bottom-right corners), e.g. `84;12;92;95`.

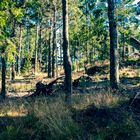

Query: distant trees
0;0;23;98
0;0;139;100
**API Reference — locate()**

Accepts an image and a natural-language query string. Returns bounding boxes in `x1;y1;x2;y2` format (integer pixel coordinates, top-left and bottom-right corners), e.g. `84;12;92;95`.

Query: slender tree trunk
17;25;22;75
89;48;93;64
38;24;42;71
62;0;72;105
45;31;48;72
108;0;119;89
60;29;63;69
86;3;89;64
26;26;31;73
1;48;6;99
121;33;125;60
93;46;96;62
11;62;15;81
35;25;39;74
85;45;88;64
52;2;57;77
26;26;30;52
48;19;53;78
56;42;58;77
21;27;24;71
102;34;108;60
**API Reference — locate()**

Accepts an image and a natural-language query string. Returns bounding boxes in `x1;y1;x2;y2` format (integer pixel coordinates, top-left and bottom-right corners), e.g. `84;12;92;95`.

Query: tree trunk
26;26;31;73
56;43;58;77
60;29;63;69
21;27;24;71
45;31;48;72
35;25;39;74
102;34;108;60
17;25;22;75
85;44;88;64
48;19;53;78
1;48;6;99
26;26;30;52
62;0;72;105
11;62;15;81
121;33;125;60
107;0;119;89
38;24;42;71
52;3;57;78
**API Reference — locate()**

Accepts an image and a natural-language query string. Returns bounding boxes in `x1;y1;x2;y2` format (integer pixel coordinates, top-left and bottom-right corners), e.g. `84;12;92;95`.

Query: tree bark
1;48;6;99
62;0;72;105
52;3;57;78
21;27;24;71
45;31;48;72
38;24;42;71
121;33;125;60
17;25;22;75
26;26;30;52
56;43;58;77
60;29;63;68
107;0;119;89
35;25;39;74
48;19;53;78
11;62;15;81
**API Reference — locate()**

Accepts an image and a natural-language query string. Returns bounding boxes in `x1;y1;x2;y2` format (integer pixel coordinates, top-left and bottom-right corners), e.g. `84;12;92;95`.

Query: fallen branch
129;92;140;108
28;76;64;97
84;65;108;76
73;75;92;87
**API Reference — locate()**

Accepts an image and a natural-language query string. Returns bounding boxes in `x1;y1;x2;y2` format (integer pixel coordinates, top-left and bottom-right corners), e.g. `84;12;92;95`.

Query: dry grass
120;66;140;77
0;63;140;139
72;92;126;110
0;90;139;140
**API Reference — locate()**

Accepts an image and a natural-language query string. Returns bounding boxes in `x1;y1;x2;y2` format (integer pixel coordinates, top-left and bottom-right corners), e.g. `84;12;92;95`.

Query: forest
0;0;140;139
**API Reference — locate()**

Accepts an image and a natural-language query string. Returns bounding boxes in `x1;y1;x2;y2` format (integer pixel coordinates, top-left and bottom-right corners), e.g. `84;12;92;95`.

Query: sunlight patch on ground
120;67;140;77
0;111;27;117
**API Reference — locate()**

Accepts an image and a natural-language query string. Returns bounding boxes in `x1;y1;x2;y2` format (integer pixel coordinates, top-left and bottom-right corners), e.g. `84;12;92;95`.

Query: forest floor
5;63;140;98
0;62;140;140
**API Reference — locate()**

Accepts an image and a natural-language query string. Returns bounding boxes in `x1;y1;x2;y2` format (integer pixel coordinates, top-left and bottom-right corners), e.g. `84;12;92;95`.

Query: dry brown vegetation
0;63;140;139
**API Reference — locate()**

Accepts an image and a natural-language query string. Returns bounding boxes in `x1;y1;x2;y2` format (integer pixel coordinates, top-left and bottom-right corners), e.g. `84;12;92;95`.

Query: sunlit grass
0;91;139;139
120;66;140;77
0;64;139;139
72;92;127;110
0;100;27;117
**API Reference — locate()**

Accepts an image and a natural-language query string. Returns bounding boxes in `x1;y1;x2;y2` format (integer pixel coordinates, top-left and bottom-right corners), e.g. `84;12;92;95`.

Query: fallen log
84;65;109;76
28;76;64;97
73;75;92;87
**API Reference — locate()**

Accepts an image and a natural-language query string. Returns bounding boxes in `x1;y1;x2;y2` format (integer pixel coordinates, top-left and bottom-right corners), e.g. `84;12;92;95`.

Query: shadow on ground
73;100;140;140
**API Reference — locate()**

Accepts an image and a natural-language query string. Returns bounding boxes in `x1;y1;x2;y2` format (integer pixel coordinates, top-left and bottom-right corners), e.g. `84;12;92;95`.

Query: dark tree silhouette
62;0;72;105
107;0;119;89
1;48;6;99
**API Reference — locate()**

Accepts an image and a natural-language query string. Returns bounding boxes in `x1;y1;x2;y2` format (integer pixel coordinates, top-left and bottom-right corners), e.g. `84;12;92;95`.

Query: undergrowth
0;92;139;140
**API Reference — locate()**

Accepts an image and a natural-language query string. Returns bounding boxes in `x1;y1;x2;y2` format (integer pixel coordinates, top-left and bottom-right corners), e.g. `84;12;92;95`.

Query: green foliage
72;62;77;72
0;125;21;140
95;120;138;140
6;39;17;63
22;55;32;74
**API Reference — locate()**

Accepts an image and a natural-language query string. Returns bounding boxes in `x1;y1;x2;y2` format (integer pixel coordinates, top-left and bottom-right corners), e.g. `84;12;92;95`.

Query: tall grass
0;92;139;140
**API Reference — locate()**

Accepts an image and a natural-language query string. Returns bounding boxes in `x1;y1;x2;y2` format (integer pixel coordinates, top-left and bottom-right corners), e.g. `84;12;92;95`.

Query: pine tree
107;0;119;89
62;0;72;105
